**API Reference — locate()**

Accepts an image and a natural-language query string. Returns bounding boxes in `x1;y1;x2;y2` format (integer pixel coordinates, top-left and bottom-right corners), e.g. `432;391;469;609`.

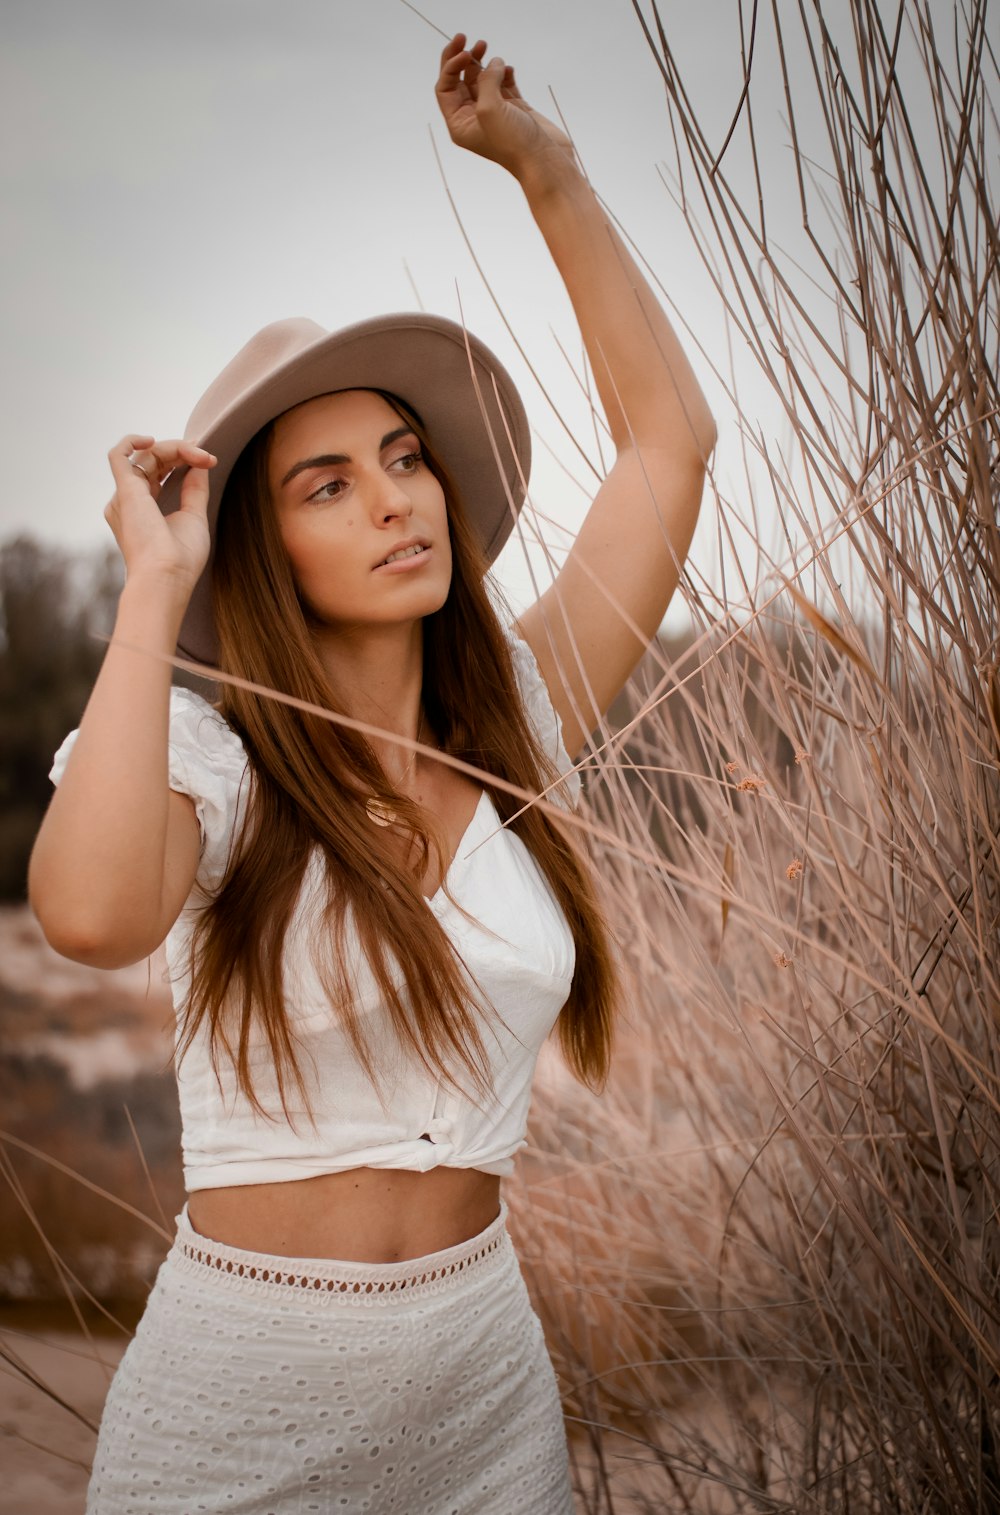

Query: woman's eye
308;478;345;503
391;450;422;473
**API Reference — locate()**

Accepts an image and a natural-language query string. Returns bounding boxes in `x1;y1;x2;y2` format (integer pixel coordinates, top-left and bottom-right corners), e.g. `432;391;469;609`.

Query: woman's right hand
104;434;217;594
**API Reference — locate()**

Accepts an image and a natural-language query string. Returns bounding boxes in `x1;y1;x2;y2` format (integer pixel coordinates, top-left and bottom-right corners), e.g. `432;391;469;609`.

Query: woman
29;33;716;1515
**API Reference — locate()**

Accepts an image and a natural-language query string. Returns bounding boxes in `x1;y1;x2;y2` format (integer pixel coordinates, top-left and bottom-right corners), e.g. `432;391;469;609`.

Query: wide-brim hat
157;313;531;668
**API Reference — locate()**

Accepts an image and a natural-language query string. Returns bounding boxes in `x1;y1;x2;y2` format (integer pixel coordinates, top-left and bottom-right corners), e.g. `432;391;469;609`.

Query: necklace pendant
365;798;397;828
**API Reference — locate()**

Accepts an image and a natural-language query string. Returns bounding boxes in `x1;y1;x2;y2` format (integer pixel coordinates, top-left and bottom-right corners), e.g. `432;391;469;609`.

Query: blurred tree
0;536;123;900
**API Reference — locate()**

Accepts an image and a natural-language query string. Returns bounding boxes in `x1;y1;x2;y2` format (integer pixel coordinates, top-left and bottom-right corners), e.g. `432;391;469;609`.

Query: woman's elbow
659;407;718;474
30;908;147;970
30;893;108;967
27;861;138;970
692;405;718;465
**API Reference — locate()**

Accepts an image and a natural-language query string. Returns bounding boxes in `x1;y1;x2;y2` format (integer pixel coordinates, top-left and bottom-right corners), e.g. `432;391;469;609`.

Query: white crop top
49;624;581;1191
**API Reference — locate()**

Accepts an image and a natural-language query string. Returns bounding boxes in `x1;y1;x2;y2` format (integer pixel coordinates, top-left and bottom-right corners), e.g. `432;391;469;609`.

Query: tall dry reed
507;2;999;1510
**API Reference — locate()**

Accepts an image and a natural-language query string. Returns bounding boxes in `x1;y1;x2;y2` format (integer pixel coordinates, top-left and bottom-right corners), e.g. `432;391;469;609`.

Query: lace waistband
168;1196;512;1306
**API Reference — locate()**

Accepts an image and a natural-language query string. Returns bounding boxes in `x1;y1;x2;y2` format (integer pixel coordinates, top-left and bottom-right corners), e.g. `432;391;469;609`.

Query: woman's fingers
438;31;465;68
436;36;543;172
108;435;215;501
103;434;216;584
463;53;484;94
172;440;218;483
438;32;482;75
105;436;216;550
436;36;468;96
436;33;488;102
175;446;216;519
107;435;163;511
475;56;508;112
465;37;487;78
107;433;155;488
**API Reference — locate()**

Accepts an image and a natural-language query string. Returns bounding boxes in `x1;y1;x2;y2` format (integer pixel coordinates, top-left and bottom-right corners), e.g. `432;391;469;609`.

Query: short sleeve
504;622;582;811
49;687;248;886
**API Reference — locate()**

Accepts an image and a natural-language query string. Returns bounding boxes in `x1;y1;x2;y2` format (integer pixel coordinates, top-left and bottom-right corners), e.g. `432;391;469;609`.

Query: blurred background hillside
0;536;211;1305
1;539;120;901
0;536;179;1507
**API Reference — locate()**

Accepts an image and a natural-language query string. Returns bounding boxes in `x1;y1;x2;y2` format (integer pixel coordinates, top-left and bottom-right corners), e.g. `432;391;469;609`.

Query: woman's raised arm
28;436;215;967
436;34;717;759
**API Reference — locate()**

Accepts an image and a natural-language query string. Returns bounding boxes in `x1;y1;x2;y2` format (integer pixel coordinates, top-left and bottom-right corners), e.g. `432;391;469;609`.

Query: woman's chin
306;584;453;634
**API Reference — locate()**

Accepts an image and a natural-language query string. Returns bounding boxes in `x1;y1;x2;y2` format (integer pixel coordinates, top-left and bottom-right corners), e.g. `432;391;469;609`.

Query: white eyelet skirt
85;1197;574;1515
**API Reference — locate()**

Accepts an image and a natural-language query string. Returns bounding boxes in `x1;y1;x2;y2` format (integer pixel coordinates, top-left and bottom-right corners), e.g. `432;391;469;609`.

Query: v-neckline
425;789;490;904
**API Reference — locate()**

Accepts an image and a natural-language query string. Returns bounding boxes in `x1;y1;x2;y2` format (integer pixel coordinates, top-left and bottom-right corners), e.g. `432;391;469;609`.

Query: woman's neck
312;618;426;774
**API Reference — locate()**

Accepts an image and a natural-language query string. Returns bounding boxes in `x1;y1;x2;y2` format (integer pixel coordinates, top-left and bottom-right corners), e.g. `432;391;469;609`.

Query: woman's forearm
516;150;717;462
28;577;190;960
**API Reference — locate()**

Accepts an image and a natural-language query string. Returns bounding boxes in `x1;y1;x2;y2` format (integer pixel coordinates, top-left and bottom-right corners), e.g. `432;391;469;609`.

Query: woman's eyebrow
279;427;416;488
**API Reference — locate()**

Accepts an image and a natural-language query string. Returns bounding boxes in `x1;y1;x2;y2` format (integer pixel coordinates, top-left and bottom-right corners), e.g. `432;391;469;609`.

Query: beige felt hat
157;313;532;668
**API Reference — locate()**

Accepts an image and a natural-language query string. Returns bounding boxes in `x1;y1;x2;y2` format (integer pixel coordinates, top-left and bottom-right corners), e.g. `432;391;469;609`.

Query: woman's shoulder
47;684;248;875
48;685;243;789
501;618;582;811
160;688;249;870
168;686;245;767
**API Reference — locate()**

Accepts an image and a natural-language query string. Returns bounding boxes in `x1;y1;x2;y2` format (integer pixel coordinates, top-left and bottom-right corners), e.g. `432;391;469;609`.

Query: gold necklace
365;715;425;828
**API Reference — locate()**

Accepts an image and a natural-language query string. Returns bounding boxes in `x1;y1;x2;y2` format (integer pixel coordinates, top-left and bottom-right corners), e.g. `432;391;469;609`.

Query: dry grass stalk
503;1;999;1509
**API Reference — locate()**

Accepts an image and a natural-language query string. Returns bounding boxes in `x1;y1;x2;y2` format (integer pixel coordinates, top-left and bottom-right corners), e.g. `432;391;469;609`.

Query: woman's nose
371;472;413;521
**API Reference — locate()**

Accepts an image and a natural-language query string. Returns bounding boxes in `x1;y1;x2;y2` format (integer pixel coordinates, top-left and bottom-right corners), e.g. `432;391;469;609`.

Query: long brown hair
178;393;620;1125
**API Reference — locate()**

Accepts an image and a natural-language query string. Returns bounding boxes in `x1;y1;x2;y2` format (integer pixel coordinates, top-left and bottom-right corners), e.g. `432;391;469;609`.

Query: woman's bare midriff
185;1165;502;1264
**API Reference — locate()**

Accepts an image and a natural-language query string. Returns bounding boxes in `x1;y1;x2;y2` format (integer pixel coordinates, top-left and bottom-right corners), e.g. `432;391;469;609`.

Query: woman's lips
372;546;434;574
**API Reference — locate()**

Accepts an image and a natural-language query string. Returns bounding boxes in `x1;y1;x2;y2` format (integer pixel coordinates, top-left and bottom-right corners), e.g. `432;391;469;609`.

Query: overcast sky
2;0;873;618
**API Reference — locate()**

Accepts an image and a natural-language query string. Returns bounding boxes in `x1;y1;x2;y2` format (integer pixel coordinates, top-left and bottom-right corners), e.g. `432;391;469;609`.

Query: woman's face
268;389;452;632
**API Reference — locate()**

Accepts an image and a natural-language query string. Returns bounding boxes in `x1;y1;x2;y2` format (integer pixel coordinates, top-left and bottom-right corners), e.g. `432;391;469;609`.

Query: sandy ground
0;1327;126;1515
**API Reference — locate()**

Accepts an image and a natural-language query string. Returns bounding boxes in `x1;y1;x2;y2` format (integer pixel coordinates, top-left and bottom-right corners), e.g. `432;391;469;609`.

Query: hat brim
158;313;531;668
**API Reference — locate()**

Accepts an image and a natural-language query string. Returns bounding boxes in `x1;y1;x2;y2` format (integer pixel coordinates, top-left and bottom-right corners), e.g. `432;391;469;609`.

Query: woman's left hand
435;33;576;179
